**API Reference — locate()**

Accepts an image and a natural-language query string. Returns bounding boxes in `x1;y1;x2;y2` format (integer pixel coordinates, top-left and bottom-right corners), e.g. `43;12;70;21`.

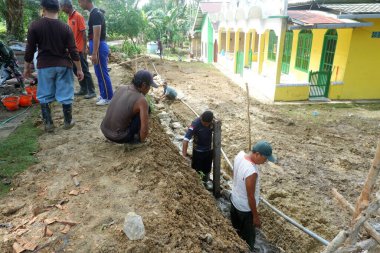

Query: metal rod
260;197;330;246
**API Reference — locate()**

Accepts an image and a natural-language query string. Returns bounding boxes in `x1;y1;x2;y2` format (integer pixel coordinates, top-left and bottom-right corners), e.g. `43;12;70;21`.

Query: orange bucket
31;91;39;103
25;85;37;95
2;96;20;111
19;94;33;107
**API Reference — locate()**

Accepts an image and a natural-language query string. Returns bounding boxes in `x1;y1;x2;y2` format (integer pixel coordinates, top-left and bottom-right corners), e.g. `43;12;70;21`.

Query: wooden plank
213;120;222;198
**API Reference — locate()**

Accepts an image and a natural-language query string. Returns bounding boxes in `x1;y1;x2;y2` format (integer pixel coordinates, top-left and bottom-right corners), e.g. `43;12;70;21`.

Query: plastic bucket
2;96;20;111
19;94;33;107
25;85;37;95
31;91;39;103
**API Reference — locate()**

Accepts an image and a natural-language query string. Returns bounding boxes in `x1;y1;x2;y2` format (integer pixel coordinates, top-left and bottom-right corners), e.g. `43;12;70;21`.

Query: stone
157;112;169;120
171;122;181;129
123;212;145;240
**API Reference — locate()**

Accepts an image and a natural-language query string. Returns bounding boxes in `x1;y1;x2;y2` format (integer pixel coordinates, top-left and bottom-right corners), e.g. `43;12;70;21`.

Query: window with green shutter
295;30;312;72
268;30;278;61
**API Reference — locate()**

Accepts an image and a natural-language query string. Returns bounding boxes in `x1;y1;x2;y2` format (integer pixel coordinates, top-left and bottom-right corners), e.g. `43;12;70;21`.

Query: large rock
123;212;145;240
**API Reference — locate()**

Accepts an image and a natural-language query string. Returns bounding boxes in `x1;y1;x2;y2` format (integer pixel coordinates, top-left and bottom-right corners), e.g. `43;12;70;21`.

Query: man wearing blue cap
100;70;157;147
230;140;276;251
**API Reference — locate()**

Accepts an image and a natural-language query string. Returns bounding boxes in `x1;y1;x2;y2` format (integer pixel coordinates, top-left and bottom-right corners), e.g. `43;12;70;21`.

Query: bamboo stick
353;140;380;220
245;82;251;150
332;188;380;244
322;230;349;253
347;195;380;244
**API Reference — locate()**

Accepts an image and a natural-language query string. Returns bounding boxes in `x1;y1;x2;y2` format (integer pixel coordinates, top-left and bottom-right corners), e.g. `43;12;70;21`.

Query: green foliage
23;0;40;30
97;0;145;41
145;94;155;113
121;40;142;57
143;1;192;48
0;110;42;196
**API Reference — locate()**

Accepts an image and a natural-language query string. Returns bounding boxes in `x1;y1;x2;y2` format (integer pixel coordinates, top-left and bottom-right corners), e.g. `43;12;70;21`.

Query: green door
319;30;337;73
235;51;244;76
309;30;337;98
281;31;293;74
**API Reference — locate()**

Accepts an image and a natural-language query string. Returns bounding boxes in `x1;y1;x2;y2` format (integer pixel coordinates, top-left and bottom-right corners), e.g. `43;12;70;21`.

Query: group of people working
23;0;113;132
23;0;276;251
101;76;276;251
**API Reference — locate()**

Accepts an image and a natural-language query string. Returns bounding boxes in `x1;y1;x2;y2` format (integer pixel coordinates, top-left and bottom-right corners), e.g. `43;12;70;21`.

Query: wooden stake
322;230;349;253
332;188;380;244
353;140;380;220
245;82;251;150
347;195;380;244
213;120;222;198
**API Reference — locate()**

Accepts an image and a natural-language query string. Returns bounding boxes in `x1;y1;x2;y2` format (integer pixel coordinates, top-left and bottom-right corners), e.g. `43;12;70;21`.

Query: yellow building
213;0;380;102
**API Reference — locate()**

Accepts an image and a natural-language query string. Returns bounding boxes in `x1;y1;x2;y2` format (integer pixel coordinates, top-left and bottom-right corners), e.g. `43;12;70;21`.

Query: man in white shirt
230;140;275;251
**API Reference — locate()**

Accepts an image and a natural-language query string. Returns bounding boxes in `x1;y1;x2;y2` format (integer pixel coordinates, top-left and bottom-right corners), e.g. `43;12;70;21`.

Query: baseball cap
252;140;276;162
133;70;158;88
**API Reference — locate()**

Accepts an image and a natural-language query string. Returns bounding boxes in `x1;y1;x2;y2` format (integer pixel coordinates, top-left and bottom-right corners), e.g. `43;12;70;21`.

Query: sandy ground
1;56;380;252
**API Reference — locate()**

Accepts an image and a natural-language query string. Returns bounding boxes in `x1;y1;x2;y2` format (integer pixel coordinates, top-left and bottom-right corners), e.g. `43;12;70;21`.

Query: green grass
0;109;42;196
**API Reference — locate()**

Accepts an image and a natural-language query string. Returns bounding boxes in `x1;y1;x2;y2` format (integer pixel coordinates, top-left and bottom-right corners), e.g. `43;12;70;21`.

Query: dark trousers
230;202;256;250
124;114;141;143
192;149;213;181
73;52;95;94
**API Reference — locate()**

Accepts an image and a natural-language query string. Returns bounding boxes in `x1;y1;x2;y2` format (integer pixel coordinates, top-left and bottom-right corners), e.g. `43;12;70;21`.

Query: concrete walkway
0;107;31;139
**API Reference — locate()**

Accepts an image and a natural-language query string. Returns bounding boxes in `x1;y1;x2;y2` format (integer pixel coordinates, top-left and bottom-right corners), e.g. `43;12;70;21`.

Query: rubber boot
40;103;54;133
62;104;75;130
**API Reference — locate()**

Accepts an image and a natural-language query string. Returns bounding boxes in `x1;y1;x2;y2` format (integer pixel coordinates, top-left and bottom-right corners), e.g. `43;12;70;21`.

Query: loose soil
1;57;380;252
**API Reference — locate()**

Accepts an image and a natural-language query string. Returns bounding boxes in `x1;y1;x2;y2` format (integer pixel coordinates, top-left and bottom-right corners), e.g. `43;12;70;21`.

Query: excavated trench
154;99;282;253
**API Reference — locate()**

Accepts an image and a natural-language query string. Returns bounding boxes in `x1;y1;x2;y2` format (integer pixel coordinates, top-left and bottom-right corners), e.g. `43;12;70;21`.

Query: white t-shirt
231;151;260;212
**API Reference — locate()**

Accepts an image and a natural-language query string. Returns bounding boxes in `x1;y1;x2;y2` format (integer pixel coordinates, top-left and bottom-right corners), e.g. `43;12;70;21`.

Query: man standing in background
78;0;113;106
24;0;84;132
61;0;96;99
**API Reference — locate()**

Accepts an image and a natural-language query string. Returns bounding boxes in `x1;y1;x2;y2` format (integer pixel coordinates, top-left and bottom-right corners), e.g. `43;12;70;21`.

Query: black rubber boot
62;104;75;130
40;103;54;133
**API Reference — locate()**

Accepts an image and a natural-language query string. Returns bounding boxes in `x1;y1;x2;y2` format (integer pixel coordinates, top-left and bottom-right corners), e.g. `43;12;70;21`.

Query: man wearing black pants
182;111;214;189
61;0;96;99
230;141;276;250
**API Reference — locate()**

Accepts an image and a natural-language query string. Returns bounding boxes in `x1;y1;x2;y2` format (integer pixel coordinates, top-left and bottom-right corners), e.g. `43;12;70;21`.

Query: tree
0;0;24;40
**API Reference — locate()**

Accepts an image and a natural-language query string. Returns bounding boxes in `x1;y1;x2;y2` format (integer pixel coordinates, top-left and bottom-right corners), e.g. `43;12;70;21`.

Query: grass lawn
0;108;42;196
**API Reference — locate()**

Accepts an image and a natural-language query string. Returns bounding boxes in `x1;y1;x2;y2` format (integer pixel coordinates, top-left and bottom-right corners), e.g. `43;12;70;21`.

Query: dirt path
0;63;247;252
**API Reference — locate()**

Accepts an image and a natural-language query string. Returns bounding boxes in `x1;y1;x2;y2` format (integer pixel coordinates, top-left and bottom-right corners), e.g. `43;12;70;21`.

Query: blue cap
252;140;276;162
